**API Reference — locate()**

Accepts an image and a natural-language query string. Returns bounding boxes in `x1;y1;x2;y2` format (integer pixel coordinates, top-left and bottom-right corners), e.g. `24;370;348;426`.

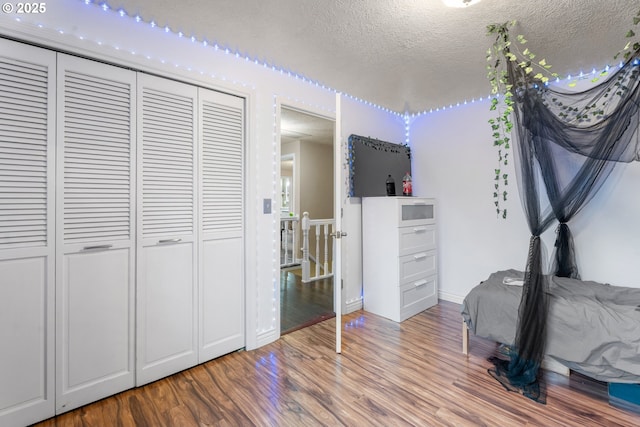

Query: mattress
461;270;640;383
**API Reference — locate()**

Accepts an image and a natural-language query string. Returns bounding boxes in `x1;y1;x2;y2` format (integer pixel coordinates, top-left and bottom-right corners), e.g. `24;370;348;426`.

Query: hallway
280;267;334;334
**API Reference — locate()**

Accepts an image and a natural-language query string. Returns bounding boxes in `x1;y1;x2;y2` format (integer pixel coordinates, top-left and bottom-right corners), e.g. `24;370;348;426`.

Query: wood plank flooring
35;301;640;426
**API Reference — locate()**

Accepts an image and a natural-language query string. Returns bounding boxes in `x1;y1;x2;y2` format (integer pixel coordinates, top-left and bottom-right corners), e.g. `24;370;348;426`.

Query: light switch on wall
263;198;272;214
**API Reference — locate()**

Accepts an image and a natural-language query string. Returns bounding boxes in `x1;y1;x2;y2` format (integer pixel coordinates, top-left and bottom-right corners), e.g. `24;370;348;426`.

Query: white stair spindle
323;224;330;273
315;224;321;278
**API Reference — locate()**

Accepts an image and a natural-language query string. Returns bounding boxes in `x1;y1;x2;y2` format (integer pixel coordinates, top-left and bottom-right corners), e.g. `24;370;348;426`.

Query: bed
461;269;640;383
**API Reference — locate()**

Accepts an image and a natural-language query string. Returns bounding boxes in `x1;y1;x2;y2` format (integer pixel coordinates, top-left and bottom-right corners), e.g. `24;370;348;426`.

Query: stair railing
280;215;299;267
301;212;335;283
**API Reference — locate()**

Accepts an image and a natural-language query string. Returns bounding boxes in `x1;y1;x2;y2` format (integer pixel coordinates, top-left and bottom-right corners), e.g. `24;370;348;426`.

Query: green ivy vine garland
485;10;640;219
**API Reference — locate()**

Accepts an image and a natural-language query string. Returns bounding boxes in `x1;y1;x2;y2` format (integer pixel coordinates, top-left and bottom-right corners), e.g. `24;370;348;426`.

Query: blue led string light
80;0;400;116
69;1;639;121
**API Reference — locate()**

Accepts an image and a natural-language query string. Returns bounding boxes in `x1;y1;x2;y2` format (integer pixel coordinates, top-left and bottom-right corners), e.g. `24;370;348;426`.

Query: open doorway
279;107;335;334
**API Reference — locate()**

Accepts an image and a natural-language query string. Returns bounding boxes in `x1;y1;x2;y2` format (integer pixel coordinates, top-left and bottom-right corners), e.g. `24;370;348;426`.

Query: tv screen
348;134;412;198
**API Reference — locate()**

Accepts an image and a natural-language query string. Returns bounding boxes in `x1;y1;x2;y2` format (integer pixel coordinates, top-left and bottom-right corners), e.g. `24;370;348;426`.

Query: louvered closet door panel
137;74;198;386
0;39;55;427
56;54;135;414
198;89;245;363
200;91;244;237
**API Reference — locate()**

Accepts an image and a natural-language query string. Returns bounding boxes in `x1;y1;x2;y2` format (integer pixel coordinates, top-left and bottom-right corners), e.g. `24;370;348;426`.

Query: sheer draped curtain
489;51;640;402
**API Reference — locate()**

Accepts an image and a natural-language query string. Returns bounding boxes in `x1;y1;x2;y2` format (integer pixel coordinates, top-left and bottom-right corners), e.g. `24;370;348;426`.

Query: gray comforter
461;269;640;383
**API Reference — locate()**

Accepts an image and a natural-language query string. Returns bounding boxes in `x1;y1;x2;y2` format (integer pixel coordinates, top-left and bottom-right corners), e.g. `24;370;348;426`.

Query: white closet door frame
0;38;56;427
55;54;136;413
136;73;198;386
198;88;245;363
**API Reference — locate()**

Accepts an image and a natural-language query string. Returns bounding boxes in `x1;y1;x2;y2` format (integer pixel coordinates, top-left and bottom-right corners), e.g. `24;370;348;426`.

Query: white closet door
55;54;136;413
136;74;198;386
0;39;56;427
198;89;245;363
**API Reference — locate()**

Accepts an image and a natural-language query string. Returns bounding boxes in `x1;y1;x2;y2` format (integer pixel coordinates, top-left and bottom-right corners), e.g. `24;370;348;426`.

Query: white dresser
362;197;438;322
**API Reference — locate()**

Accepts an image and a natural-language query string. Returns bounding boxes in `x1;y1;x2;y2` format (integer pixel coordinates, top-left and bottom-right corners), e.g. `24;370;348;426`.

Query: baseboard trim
255;329;279;349
345;298;363;314
439;291;464;305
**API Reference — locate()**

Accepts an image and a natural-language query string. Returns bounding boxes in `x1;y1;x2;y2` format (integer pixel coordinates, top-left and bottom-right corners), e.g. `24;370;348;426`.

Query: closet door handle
83;244;113;251
158;238;182;244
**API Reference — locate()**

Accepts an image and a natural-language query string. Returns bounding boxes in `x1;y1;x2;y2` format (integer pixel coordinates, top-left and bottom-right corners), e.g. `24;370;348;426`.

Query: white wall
12;0;635;346
299;142;333;220
569;162;640;287
0;0;401;350
281;141;300;217
411;99;640;303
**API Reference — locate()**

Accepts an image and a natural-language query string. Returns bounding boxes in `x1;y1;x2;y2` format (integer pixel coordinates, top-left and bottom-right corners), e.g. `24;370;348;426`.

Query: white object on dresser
362;197;438;322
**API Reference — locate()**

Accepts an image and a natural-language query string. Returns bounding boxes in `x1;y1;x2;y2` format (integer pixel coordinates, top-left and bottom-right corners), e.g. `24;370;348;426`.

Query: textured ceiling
108;0;638;114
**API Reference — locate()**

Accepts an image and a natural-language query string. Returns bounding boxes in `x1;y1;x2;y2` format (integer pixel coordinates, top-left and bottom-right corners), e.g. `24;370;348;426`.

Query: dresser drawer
399;224;436;256
399;200;435;227
399;275;437;321
399;250;436;285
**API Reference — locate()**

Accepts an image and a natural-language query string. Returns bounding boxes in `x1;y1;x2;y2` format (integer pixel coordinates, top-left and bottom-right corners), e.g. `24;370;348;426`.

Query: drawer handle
414;280;428;287
413;253;428;260
83;244;113;251
412;227;427;232
159;238;182;244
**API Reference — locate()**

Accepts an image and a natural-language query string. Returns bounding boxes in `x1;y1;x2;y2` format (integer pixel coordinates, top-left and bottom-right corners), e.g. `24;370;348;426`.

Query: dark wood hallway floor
280;267;334;334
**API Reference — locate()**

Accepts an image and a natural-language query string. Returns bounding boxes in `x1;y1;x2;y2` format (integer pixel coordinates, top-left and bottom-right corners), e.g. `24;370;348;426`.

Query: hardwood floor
35;301;640;426
280;267;334;334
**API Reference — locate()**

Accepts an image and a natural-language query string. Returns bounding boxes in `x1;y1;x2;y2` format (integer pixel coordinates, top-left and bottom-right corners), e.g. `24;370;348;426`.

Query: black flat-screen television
348;134;412;197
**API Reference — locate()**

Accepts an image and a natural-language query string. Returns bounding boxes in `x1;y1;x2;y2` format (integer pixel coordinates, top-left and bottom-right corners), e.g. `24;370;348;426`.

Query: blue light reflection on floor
344;315;366;330
255;352;282;413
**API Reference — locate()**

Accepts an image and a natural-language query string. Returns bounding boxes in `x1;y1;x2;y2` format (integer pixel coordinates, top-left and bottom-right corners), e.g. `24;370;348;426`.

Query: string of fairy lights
7;0;636;334
11;0;632;124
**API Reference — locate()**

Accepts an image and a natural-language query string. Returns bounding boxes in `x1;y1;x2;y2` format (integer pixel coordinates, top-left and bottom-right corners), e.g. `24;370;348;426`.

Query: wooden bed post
462;319;469;355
